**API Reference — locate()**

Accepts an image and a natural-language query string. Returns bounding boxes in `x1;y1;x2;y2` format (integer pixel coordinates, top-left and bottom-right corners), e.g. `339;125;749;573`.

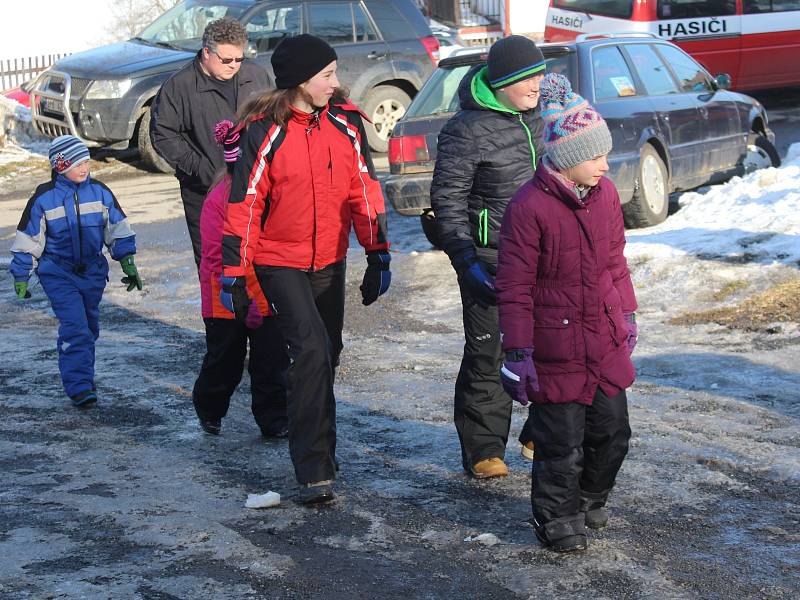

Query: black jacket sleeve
430;116;480;263
149;77;213;184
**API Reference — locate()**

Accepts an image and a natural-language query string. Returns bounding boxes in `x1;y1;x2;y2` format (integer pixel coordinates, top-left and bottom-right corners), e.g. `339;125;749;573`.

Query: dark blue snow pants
38;255;108;399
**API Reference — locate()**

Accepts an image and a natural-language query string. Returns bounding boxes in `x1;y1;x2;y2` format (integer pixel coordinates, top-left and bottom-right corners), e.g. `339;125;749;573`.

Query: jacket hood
458;65;517;114
534;157;606;209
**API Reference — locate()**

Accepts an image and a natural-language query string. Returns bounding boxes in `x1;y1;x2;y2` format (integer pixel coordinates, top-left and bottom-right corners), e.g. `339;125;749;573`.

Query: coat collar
289;103;329;127
534;157;604;209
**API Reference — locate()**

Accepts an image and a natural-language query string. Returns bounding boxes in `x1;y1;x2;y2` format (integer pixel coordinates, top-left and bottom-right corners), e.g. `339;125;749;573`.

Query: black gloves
360;250;391;306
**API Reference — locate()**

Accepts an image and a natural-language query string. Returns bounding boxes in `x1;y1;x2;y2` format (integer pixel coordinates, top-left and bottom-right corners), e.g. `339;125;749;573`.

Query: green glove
14;281;31;299
119;255;143;292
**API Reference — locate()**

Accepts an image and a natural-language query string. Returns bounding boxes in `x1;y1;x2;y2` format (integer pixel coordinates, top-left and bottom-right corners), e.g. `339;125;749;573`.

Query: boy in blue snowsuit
10;135;142;407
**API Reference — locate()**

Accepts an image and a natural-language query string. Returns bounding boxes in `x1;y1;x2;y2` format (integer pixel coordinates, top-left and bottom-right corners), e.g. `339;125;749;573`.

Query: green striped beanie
487;35;546;90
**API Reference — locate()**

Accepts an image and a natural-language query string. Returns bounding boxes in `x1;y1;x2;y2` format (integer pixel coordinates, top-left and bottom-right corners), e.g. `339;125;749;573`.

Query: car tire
363;85;411;154
744;133;780;173
624;144;669;228
137;105;173;174
419;208;441;249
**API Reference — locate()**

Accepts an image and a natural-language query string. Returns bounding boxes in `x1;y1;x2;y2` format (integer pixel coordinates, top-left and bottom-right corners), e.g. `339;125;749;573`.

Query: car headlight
85;79;132;99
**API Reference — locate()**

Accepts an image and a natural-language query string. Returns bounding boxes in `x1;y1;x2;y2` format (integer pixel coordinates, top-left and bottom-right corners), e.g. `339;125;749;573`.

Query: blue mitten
454;252;496;308
360;250;391;306
220;276;251;321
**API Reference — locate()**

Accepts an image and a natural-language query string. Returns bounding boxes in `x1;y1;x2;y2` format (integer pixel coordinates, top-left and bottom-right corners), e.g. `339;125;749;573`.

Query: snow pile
0;94;49;162
626;143;800;265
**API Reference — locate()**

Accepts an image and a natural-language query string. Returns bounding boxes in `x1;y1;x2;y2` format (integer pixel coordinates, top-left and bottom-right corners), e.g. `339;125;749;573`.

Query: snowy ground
0;147;799;598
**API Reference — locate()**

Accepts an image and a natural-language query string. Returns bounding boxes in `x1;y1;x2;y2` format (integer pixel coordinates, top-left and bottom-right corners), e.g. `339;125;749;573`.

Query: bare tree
107;0;182;41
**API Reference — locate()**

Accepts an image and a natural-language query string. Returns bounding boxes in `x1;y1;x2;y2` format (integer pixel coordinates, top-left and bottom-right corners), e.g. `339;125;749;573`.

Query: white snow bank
0;95;49;163
626;143;800;265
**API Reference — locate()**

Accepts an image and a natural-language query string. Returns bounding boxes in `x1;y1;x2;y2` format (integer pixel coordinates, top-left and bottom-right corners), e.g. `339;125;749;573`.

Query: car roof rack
575;32;661;42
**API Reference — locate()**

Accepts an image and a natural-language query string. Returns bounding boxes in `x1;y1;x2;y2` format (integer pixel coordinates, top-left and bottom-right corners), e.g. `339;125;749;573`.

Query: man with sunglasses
151;18;271;267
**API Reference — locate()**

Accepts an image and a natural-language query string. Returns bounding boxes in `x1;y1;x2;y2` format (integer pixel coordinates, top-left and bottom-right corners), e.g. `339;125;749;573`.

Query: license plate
42;98;64;113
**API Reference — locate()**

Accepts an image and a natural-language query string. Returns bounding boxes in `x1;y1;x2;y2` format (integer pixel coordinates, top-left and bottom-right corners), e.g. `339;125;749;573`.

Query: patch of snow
244;491;281;509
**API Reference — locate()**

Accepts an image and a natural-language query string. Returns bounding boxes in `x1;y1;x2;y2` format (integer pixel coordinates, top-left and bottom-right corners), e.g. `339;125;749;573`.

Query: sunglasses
212;49;245;64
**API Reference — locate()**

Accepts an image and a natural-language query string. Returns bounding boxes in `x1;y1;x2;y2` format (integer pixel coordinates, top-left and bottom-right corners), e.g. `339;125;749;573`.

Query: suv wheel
137;105;173;174
363;85;411;154
624;144;669;228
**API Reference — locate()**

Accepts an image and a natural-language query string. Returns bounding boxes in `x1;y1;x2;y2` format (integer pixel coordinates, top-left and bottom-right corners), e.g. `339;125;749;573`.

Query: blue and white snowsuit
10;172;136;399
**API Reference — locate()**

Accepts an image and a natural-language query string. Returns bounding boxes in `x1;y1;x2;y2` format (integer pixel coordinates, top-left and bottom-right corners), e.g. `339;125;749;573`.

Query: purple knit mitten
623;312;638;354
245;300;263;330
500;348;539;406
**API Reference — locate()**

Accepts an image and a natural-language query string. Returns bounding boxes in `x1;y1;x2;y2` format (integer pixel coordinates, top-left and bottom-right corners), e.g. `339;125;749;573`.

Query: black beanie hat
271;34;338;89
487;35;546;90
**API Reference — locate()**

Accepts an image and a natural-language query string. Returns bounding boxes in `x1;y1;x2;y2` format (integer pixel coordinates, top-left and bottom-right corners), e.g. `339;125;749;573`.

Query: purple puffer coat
496;163;637;405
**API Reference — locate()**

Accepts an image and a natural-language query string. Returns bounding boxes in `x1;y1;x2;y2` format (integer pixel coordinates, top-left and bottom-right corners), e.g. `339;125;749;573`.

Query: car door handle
368;51;386;60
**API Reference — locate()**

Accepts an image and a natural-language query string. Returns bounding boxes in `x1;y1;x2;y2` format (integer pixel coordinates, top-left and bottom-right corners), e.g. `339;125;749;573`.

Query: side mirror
714;73;731;90
244;41;257;59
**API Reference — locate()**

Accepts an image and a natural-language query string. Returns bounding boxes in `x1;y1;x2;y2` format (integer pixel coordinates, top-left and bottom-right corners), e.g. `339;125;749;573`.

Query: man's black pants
180;185;206;268
192;317;288;432
455;283;534;471
529;388;631;539
255;261;345;485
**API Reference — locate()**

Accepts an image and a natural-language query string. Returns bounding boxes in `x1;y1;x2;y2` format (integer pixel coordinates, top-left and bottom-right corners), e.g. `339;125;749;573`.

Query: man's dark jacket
150;54;271;193
431;64;545;266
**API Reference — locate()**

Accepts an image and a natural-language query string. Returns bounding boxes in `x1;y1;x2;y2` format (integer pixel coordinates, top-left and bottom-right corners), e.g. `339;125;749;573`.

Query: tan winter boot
470;457;509;479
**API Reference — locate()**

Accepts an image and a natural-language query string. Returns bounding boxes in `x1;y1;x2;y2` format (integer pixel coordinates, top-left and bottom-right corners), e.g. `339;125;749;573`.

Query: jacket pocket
604;299;628;347
533;307;576;362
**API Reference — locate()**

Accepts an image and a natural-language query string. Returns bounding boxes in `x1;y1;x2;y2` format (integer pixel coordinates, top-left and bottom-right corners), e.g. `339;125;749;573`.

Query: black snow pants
192;317;289;432
179;185;206;268
255;260;345;485
530;388;631;541
455;278;534;471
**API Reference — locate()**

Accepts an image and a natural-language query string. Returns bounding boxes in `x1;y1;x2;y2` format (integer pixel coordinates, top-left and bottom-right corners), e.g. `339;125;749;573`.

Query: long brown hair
236;85;350;128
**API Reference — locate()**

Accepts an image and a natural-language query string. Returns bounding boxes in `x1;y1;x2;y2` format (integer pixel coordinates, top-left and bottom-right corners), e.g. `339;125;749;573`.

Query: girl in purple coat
496;73;638;553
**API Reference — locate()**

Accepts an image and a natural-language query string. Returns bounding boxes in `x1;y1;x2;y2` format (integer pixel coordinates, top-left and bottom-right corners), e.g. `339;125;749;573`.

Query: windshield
405;53;577;119
136;1;247;51
553;0;633;19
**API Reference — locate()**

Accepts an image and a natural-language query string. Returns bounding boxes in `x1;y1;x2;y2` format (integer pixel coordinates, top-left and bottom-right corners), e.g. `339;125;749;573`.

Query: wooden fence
1;54;69;91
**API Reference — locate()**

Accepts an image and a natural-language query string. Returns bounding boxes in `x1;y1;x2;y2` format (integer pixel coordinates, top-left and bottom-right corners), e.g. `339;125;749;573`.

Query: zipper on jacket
307;127;318;270
73;191;83;265
517;114;537;171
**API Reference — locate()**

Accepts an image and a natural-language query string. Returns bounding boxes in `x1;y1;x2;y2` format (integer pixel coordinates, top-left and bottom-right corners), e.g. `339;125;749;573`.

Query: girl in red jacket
496;73;638;552
220;35;391;505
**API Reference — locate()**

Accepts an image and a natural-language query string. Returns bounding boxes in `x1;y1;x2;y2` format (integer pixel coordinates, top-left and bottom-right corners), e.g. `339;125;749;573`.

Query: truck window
354;3;379;42
552;1;634;19
656;1;737;19
245;5;302;53
137;2;245;50
745;0;800;11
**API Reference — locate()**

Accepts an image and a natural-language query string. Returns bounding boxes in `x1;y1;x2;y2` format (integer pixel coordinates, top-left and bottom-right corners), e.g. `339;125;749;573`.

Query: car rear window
405;53;576;118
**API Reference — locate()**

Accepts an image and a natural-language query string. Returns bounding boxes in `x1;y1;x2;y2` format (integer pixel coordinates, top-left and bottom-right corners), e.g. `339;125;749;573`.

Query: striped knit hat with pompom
539;73;612;170
49;135;90;174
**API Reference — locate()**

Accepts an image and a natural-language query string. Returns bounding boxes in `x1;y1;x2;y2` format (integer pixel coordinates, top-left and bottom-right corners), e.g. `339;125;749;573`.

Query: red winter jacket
496;161;637;405
222;102;389;276
200;175;269;319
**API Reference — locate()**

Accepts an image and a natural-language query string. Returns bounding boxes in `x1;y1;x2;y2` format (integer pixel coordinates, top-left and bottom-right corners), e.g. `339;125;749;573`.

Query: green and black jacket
431;64;545;267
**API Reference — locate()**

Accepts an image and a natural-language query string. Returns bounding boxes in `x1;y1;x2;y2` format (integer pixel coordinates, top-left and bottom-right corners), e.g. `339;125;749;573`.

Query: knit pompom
213;119;235;145
540;73;572;106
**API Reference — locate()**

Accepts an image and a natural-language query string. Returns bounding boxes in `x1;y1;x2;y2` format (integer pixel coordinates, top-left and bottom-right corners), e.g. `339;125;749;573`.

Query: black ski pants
530;388;631;540
179;185;206;268
192;317;289;432
255;261;345;485
455;281;534;471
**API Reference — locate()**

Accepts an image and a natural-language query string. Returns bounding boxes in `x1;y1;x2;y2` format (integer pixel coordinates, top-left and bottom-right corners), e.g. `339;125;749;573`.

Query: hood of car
52;40;196;79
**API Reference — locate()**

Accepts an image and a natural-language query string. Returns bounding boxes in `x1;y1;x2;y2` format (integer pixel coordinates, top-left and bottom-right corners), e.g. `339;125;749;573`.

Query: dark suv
29;0;437;171
386;33;779;237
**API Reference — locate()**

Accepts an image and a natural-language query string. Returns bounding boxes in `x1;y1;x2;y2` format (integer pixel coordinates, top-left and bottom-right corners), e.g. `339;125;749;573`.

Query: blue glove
220;276;251;321
500;348;539;406
454;253;496;308
360;250;391;306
